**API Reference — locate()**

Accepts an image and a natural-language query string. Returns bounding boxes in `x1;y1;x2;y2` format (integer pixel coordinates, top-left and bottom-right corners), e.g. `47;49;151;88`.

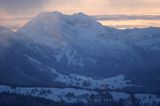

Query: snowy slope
18;11;133;58
17;11;144;79
0;11;160;96
16;11;160;92
50;67;132;89
0;85;160;104
0;26;15;47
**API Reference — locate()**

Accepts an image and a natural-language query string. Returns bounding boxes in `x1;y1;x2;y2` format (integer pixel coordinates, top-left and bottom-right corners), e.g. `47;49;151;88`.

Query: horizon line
1;14;160;22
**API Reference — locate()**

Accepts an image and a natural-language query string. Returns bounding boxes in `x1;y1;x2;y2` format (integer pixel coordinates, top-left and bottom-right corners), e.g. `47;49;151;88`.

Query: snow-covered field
0;85;96;103
109;91;160;104
0;85;159;104
50;67;132;89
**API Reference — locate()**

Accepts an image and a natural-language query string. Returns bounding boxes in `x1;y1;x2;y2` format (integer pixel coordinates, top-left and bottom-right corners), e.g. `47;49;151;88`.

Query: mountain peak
37;11;88;17
51;11;63;15
18;11;103;33
73;12;88;17
18;11;106;47
35;11;64;20
35;11;92;23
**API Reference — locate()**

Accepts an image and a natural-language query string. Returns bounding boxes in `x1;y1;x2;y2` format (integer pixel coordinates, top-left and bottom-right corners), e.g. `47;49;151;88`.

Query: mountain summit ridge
17;11;107;49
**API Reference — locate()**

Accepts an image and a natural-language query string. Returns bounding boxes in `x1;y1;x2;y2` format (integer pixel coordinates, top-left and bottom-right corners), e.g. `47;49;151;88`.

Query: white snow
53;53;63;63
17;11;133;59
0;85;11;92
135;94;160;104
25;54;42;65
17;11;160;64
1;11;160;104
50;67;132;90
0;85;160;104
0;27;15;47
0;85;96;103
109;91;160;104
109;91;130;101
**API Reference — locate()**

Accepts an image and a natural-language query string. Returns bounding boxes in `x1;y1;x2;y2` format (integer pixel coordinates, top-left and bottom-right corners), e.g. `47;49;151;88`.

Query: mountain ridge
0;11;160;94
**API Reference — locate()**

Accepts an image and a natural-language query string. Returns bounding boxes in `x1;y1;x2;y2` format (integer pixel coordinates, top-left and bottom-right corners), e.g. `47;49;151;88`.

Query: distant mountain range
93;15;160;20
0;11;160;105
1;14;160;30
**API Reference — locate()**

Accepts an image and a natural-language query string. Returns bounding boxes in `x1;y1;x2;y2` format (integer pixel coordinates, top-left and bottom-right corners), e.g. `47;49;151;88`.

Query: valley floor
0;85;160;106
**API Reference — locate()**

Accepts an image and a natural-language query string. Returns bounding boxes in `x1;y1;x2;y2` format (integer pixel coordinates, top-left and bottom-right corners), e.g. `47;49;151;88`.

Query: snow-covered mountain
17;11;144;79
1;11;160;104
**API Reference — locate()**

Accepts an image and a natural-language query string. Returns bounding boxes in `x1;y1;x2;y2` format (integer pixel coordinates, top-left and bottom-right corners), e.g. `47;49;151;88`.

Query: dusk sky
0;0;160;29
1;0;160;17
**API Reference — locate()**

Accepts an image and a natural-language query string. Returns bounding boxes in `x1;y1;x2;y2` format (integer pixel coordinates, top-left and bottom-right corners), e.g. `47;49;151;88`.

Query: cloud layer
0;0;48;15
0;0;160;17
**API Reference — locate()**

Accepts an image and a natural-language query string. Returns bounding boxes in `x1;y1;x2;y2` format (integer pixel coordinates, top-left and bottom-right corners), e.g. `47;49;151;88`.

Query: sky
1;0;160;17
0;0;160;29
